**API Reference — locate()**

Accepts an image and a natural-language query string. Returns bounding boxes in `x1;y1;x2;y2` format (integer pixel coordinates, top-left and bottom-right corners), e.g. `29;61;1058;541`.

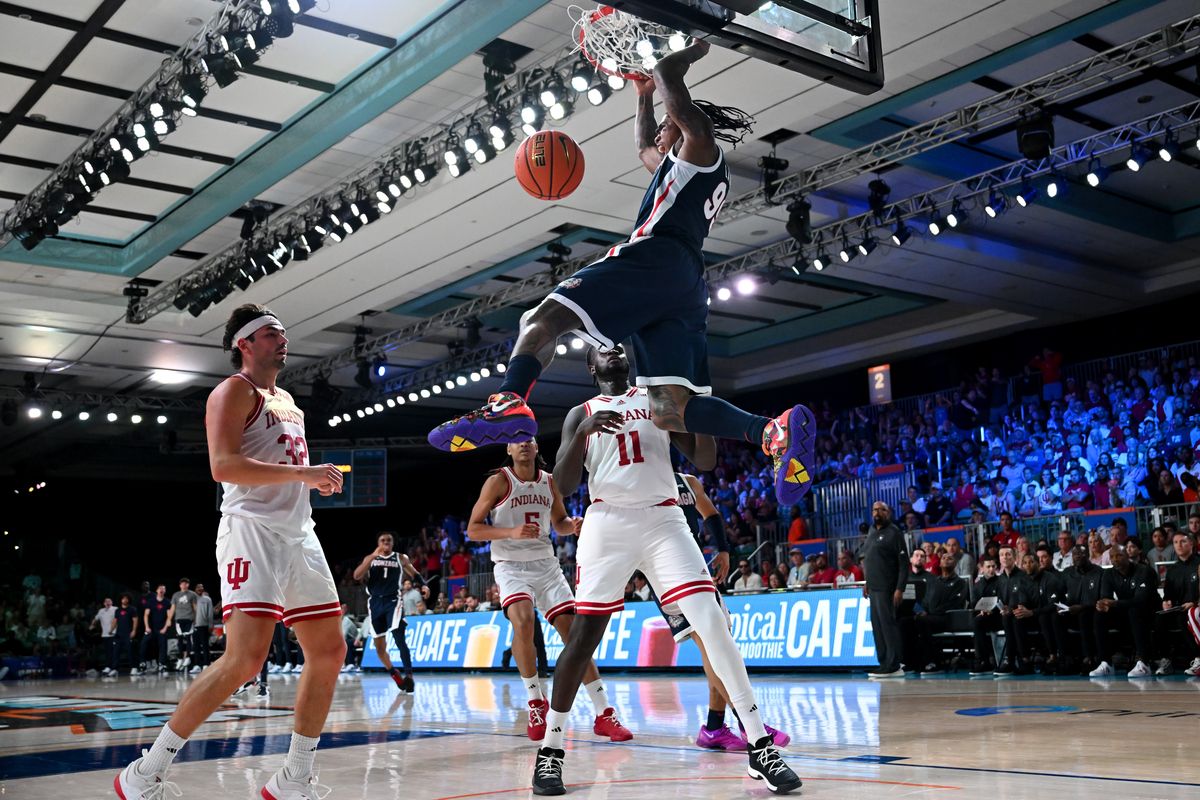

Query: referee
862;501;907;678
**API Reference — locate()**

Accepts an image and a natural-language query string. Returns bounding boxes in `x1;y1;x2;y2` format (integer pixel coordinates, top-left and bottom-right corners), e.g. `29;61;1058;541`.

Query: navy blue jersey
147;597;169;627
367;552;403;598
115;605;137;636
675;473;703;538
606;148;729;259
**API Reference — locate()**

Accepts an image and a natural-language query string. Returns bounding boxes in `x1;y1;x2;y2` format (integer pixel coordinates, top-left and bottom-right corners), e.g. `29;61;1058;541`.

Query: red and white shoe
114;754;180;799
428;391;538;452
261;768;331;800
593;707;633;741
527;698;549;741
762;404;816;506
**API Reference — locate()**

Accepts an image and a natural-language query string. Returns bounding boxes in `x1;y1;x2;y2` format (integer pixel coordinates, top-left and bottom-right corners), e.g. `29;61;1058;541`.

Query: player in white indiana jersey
468;439;632;743
116;304;347;800
531;345;801;796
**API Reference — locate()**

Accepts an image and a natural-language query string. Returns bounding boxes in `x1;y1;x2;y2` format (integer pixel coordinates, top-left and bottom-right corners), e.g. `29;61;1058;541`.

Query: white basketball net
569;5;679;80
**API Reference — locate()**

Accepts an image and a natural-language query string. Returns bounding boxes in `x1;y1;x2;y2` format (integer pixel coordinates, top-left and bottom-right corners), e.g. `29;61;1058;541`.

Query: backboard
607;0;885;94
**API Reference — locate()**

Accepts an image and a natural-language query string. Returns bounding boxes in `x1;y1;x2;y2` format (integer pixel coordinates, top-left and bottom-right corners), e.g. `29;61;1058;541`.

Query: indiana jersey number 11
615;431;644;466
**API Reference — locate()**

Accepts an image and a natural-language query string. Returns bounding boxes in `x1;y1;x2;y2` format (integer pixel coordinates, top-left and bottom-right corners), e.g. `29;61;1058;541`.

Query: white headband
233;314;283;345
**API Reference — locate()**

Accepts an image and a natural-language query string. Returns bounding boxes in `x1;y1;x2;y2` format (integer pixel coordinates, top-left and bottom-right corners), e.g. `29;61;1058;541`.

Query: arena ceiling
1;0;1199;474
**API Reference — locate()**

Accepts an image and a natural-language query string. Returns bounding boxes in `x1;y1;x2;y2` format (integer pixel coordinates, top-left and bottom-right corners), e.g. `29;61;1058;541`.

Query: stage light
78;410;90;421
890;223;912;246
1015;183;1038;207
641;55;658;71
1158;135;1180;162
373;355;387;378
463;124;485;155
984;190;1006;217
946;200;965;228
586;83;611;106
393;397;404;407
570;338;585;350
470;372;481;382
1085;158;1109;187
812;249;830;271
386;398;396;408
548;99;574;120
716;286;732;301
496;362;507;373
556;343;568;356
130;414;143;424
1126;143;1149;172
520;91;543;127
540;75;566;108
373;402;384;412
420;388;431;398
341;413;351;421
488;112;513;148
328;417;337;427
927;212;943;237
441;379;453;390
432;384;443;395
480;367;491;377
444;139;466;167
51;409;63;420
356;409;365;418
448;158;471;178
106;411;118;422
607;73;625;91
472;142;497;164
201;51;240;88
1045;174;1060;198
156;414;168;424
838;236;857;262
735;275;757;294
668;32;687;51
456;375;468;386
179;74;207;109
785;198;812;245
867;178;890;218
364;406;374;415
27;406;42;419
413;162;436;184
408;392;419;402
569;63;592;93
635;39;655;58
857;235;878;257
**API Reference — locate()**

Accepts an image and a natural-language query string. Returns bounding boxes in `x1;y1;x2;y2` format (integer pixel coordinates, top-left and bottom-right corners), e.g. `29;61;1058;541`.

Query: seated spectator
631;573;652;602
808;553;837;585
1026;545;1069;674
1147;526;1173;570
902;552;969;672
1052;531;1075;571
946;537;975;579
903;511;923;532
988;477;1017;519
1089;544;1157;677
1088;530;1111;567
1149;468;1184;506
767;572;785;590
1125;536;1147;566
990;512;1021;549
1156;531;1200;676
971;547;1033;675
1091;465;1114;509
1062;467;1094;511
786;548;811;587
924;483;953;526
1062;545;1103;673
834;551;864;585
1017;482;1041;518
732;560;764;591
759;558;777;587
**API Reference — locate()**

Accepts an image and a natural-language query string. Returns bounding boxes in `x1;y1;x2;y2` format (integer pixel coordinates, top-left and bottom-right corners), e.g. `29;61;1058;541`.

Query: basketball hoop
569;5;680;82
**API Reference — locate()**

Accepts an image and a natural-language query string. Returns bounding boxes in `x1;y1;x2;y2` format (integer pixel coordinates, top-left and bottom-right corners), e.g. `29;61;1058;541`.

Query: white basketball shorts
216;515;340;627
494;556;576;622
574;502;716;616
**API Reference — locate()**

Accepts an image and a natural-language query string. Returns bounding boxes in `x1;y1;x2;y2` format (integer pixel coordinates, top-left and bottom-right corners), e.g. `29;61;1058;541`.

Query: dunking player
429;40;815;509
116;304;346;800
468;439;631;743
352;532;424;692
535;345;801;795
666;471;791;751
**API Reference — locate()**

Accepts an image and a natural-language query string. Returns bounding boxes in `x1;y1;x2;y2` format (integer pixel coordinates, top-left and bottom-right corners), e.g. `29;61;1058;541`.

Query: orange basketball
514;130;585;201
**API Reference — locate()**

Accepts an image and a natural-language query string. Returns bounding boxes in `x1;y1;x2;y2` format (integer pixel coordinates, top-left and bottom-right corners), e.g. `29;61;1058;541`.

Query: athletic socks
706;708;725;731
498;354;542;400
523;673;545;703
683;396;770;445
136;724;187;776
584;679;609;715
543;708;569;749
282;732;320;782
675;592;768;743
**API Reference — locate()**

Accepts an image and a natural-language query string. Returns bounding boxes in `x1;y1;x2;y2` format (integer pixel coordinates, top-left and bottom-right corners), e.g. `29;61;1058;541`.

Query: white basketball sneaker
113;753;180;799
261;769;330;800
1185;658;1200;677
1127;660;1152;679
1088;661;1114;677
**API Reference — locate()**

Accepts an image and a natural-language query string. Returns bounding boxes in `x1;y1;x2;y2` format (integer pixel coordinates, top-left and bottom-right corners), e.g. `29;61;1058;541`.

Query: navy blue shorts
548;237;711;394
368;595;402;637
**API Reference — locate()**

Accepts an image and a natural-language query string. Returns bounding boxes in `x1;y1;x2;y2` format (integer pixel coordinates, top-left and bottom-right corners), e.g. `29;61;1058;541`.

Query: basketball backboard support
607;0;884;95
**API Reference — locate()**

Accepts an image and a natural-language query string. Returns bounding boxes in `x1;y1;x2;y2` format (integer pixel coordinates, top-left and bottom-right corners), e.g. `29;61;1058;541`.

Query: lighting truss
718;13;1200;224
130;46;616;324
0;386;205;413
0;0;308;247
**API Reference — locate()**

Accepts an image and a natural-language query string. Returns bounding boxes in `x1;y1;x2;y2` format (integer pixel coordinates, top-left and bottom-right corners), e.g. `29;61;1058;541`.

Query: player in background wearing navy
532;345;801;795
428;40;816;511
116;304;346;800
468;439;631;743
353;532;425;692
665;472;791;751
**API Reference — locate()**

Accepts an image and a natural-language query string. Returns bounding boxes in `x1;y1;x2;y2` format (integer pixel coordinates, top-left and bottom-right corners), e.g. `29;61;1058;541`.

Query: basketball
514;130;585;201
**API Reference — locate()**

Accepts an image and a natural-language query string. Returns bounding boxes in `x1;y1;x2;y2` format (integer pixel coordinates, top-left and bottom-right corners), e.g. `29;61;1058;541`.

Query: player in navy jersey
353;532;423;692
429;40;816;511
663;472;791;751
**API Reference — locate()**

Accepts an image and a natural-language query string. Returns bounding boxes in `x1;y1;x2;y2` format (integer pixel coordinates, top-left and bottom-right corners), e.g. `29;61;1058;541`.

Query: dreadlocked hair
694;100;755;146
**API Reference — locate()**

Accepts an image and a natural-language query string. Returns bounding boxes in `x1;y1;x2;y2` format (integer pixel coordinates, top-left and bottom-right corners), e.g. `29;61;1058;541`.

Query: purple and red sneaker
427;391;538;452
696;723;747;751
742;724;791;749
762;404;816;506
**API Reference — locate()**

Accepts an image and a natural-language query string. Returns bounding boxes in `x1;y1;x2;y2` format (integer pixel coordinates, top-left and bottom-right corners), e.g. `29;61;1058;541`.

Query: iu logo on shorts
226;557;251;591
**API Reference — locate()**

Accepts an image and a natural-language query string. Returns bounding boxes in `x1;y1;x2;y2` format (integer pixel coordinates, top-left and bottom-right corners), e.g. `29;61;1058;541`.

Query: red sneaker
428;392;538;452
593;707;633;741
390;668;405;690
527;698;549;741
762;404;816;506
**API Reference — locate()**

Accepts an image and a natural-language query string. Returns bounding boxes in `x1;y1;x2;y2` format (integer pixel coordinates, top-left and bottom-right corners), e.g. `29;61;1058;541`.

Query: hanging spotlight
463;123;486;155
569;63;592;93
540;74;566;108
668;32;687;51
857;235;877;257
548;98;574;120
785;197;812;245
78;410;91;421
456;375;468;386
472;141;497;164
927;206;944;237
812;244;830;271
448;157;471;178
51;408;63;420
867;178;891;218
420;388;431;398
838;235;857;262
106;411;119;423
520;90;543;127
1045;173;1061;199
1015;182;1038;207
555;343;569;356
586;83;612;106
130;413;143;424
179;73;207;110
1158;133;1180;162
444;136;467;167
735;275;757;294
1126;143;1149;172
984;189;1007;217
607;73;626;91
1085;157;1109;187
480;367;491;378
26;406;42;420
408;392;419;401
413;161;437;184
200;49;240;88
470;372;482;382
716;286;732;301
496;362;507;373
488;111;513;149
890;222;912;246
635;39;655;59
945;199;965;228
372;355;387;378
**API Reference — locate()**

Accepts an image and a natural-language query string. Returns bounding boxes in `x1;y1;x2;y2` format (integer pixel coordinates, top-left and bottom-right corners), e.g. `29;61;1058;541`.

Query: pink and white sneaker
113;753;180;799
261;768;331;800
696;723;747;751
741;724;792;749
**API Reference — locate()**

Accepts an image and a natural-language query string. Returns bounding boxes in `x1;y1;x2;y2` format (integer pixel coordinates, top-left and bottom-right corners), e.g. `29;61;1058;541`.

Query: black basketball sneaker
531;746;566;796
747;735;802;794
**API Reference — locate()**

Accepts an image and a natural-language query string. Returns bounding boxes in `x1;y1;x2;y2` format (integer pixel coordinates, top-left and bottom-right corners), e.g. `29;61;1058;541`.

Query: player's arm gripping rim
652;39;718;166
552;405;625;496
205;376;343;494
685;473;730;584
634;77;662;173
467;472;540;541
